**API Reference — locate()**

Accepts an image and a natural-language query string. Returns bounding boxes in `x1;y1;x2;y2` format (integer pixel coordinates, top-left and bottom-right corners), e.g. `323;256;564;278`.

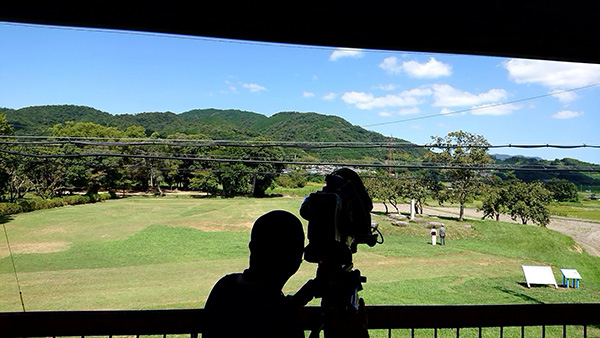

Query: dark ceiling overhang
1;1;599;64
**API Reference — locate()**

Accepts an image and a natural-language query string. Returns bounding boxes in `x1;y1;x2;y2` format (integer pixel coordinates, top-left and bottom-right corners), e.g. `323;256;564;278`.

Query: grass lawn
548;199;600;220
1;194;600;314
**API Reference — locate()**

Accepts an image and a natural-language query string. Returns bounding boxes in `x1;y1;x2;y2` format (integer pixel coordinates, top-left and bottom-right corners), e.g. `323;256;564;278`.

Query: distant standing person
439;225;446;245
430;226;437;245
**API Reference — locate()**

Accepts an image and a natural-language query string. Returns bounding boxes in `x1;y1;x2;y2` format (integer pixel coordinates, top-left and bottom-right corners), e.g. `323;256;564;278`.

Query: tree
479;184;509;221
189;169;220;195
410;173;444;215
428;131;493;221
217;163;252;197
0;113;15;200
0;113;14;136
363;171;397;214
505;181;552;227
543;178;579;202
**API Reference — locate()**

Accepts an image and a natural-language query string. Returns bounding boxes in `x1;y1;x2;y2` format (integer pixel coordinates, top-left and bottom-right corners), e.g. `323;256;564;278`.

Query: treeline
0;110;595;226
0;119;288;202
361;131;582;227
362;170;576;227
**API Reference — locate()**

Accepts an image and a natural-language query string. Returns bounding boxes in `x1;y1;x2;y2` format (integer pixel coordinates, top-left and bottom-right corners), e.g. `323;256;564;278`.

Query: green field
1;194;600;314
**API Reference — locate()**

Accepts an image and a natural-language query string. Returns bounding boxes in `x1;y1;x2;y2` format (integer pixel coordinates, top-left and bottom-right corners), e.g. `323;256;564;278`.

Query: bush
0;193;110;216
0;203;22;216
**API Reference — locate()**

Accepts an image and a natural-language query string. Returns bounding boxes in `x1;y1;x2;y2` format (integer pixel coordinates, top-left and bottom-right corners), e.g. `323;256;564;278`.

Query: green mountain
1;105;424;160
494;156;600;185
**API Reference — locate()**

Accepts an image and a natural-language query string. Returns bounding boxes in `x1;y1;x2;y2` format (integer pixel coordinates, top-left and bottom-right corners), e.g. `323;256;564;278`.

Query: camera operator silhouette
204;168;374;338
203;210;311;338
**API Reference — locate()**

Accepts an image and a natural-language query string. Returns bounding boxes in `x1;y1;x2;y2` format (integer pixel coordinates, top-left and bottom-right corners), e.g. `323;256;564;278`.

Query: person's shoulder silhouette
203;210;306;338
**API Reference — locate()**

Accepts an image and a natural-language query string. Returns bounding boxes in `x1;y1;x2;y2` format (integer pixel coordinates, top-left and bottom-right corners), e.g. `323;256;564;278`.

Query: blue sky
1;22;599;164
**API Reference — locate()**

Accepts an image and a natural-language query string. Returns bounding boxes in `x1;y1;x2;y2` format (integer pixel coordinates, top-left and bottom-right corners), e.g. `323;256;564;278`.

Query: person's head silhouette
248;210;305;288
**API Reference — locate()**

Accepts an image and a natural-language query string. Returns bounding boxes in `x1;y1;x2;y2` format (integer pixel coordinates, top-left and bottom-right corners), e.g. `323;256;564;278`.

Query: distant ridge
1;104;426;160
492;153;543;161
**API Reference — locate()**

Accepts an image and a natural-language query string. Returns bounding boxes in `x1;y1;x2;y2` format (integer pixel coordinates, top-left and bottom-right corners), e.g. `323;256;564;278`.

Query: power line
362;82;600;128
0;21;437;57
1;136;598;150
1;148;598;172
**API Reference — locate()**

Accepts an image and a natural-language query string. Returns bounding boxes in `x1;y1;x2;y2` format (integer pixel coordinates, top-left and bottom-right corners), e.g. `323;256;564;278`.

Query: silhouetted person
203;210;313;338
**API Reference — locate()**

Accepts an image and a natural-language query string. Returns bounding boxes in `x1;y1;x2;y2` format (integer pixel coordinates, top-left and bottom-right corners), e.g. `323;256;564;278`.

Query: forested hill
1;105;425;159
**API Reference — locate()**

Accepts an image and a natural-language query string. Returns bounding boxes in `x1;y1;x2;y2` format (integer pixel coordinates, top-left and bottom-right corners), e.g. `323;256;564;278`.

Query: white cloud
470;103;521;116
329;48;364;61
341;87;432;110
379;56;403;74
376;84;398;91
341;91;373;105
378;111;393;117
242;83;266;93
397;107;420;115
402;57;452;78
303;91;315;98
552;110;584;119
379;57;451;78
551;90;579;104
504;59;600;103
432;84;507;107
322;92;337;101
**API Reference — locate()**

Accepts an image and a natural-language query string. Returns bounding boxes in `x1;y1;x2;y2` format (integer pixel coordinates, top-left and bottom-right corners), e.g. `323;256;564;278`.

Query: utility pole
387;135;393;174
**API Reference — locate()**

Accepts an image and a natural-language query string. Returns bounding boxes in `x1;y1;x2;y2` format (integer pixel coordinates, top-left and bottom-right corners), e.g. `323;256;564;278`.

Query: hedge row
0;193;111;217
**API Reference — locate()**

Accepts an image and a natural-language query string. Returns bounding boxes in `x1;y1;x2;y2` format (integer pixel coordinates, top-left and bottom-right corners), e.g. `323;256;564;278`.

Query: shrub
0;203;22;216
0;193;110;216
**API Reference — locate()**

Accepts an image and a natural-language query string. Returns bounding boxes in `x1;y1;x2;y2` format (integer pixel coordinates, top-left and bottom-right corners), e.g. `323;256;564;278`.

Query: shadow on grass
0;215;14;224
493;285;546;303
190;194;217;199
436;215;464;222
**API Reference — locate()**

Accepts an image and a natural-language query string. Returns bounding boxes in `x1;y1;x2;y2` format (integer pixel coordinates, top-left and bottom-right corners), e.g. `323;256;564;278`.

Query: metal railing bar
2;304;600;337
542;325;546;338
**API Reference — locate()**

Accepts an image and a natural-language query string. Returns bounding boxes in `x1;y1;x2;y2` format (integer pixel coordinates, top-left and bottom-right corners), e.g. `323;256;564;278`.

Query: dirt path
373;203;600;257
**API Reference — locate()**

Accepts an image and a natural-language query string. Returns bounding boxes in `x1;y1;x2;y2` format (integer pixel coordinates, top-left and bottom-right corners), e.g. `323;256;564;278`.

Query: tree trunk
459;201;464;221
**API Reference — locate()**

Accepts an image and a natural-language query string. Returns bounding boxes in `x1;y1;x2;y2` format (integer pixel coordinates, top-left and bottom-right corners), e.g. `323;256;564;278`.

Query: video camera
300;168;382;315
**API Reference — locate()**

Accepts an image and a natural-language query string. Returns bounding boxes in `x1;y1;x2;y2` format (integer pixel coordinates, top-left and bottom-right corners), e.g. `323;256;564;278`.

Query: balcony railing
1;303;599;338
